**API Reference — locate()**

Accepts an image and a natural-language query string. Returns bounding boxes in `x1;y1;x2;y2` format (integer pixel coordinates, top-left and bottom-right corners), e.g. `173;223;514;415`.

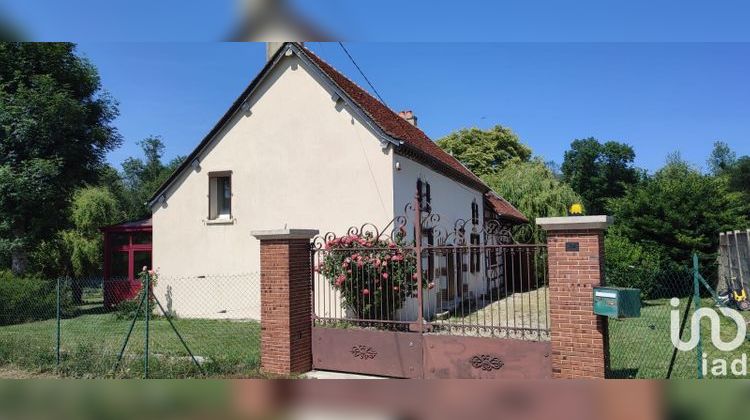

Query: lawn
434;286;550;340
0;310;261;378
608;296;750;379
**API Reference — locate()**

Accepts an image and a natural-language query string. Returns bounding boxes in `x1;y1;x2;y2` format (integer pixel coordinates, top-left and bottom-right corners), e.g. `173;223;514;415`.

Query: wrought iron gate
310;200;551;378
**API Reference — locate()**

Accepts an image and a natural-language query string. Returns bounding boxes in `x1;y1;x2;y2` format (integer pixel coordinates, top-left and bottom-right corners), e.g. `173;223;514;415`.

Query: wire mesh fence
606;265;697;379
607;254;750;379
0;273;261;378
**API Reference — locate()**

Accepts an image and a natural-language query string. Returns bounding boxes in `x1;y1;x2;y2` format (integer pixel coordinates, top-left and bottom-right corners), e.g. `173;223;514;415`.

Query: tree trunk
11;248;28;276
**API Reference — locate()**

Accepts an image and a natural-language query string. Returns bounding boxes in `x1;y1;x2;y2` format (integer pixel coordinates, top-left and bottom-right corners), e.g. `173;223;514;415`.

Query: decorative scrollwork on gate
470;354;504;371
351;345;377;360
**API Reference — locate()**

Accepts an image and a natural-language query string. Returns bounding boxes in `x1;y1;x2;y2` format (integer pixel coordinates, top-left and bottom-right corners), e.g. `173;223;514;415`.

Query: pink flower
334;274;346;287
393;286;400;292
362;288;370;296
356;261;364;268
388;242;397;249
427;282;435;289
148;270;155;276
383;254;391;261
373;258;381;268
392;254;404;262
412;273;418;281
382;272;389;279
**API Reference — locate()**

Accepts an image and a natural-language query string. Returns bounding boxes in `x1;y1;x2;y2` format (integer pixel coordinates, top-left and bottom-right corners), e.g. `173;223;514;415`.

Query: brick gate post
251;228;319;376
536;216;612;379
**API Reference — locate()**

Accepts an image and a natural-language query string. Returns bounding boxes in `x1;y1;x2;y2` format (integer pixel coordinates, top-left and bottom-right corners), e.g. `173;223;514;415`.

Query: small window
471;201;479;225
209;172;232;220
416;178;431;212
469;233;481;273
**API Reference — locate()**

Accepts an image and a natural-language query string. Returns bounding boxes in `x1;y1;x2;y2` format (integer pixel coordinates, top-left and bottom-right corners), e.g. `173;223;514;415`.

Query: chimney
398;110;418;127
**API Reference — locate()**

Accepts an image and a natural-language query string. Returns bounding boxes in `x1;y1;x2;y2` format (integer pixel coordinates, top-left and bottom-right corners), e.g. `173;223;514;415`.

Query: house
146;42;527;320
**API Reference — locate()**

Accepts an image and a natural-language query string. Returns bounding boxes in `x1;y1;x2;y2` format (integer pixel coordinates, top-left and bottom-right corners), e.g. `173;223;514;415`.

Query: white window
208;171;232;220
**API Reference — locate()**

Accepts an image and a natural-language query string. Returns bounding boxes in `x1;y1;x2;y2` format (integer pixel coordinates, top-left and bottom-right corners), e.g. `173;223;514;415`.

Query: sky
2;1;749;172
74;42;750;172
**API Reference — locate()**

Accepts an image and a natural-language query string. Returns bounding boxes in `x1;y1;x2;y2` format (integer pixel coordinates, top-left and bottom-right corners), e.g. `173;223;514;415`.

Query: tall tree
121;136;184;219
707;141;737;175
436;125;532;177
0;43;121;275
61;186;124;302
483;159;581;243
608;154;747;266
561;137;638;215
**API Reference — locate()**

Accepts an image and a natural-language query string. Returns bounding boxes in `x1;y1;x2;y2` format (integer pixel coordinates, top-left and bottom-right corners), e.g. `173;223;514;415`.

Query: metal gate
310;201;551;378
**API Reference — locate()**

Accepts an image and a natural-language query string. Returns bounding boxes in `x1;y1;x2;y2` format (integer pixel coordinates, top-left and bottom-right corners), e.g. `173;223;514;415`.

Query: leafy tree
436;125;532;177
728;156;750;198
0;43;120;275
61;186;124;302
121;136;184;219
707;141;737;175
561;138;639;215
483;159;581;242
608;154;748;266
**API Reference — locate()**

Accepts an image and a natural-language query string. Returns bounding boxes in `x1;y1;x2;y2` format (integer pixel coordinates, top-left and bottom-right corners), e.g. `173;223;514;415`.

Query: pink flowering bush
316;233;418;321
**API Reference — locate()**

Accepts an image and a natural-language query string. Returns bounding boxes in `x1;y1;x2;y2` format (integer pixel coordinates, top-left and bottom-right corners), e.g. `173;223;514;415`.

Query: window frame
208;171;233;221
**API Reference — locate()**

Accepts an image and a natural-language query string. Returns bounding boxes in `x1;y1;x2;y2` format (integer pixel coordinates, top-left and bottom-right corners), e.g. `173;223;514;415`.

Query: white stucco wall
151;53;395;319
391;155;487;320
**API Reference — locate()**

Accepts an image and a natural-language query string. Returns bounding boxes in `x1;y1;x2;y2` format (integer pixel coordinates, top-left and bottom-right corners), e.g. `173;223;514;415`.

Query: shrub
114;269;156;320
604;232;666;299
0;270;74;325
316;233;420;320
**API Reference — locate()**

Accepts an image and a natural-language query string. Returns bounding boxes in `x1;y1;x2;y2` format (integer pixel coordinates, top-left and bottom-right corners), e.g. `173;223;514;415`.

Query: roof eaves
146;43;296;208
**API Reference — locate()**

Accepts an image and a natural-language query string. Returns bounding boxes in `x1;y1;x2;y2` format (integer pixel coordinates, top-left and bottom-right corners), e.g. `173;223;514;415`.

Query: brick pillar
251;228;319;376
537;216;612;379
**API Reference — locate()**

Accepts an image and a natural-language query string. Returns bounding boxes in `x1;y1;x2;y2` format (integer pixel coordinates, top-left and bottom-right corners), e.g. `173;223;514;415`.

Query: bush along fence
0;272;261;378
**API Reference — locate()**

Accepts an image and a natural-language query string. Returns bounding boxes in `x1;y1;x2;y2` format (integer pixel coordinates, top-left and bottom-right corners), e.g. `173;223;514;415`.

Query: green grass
0;311;262;378
608;296;750;379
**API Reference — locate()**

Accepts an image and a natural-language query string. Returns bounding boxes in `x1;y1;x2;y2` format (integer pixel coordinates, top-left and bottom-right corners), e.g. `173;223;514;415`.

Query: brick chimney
398;110;418;127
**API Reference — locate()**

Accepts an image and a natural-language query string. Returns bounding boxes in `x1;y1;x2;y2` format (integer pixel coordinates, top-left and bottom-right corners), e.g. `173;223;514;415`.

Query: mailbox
593;287;641;318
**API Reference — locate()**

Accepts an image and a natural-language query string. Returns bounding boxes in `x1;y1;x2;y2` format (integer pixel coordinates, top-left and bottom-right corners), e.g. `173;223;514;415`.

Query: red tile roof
298;43;527;224
298;44;487;189
484;192;529;223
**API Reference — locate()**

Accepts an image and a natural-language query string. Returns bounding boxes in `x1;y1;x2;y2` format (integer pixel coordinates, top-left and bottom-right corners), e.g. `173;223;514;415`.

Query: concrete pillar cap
251;228;319;240
536;215;613;231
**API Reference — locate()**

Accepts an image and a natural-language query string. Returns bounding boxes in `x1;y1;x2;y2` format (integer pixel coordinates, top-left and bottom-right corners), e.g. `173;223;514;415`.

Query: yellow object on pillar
569;203;584;215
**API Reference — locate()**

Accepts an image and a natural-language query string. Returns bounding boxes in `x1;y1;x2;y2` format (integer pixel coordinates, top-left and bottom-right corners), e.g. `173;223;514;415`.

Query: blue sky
75;42;750;172
3;1;750;42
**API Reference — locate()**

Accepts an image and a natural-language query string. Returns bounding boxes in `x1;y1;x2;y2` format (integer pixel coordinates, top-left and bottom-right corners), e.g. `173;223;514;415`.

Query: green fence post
144;272;150;379
56;277;61;370
693;253;703;379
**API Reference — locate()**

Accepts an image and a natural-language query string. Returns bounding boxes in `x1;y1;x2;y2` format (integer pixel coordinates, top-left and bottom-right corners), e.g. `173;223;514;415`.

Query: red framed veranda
101;218;152;308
